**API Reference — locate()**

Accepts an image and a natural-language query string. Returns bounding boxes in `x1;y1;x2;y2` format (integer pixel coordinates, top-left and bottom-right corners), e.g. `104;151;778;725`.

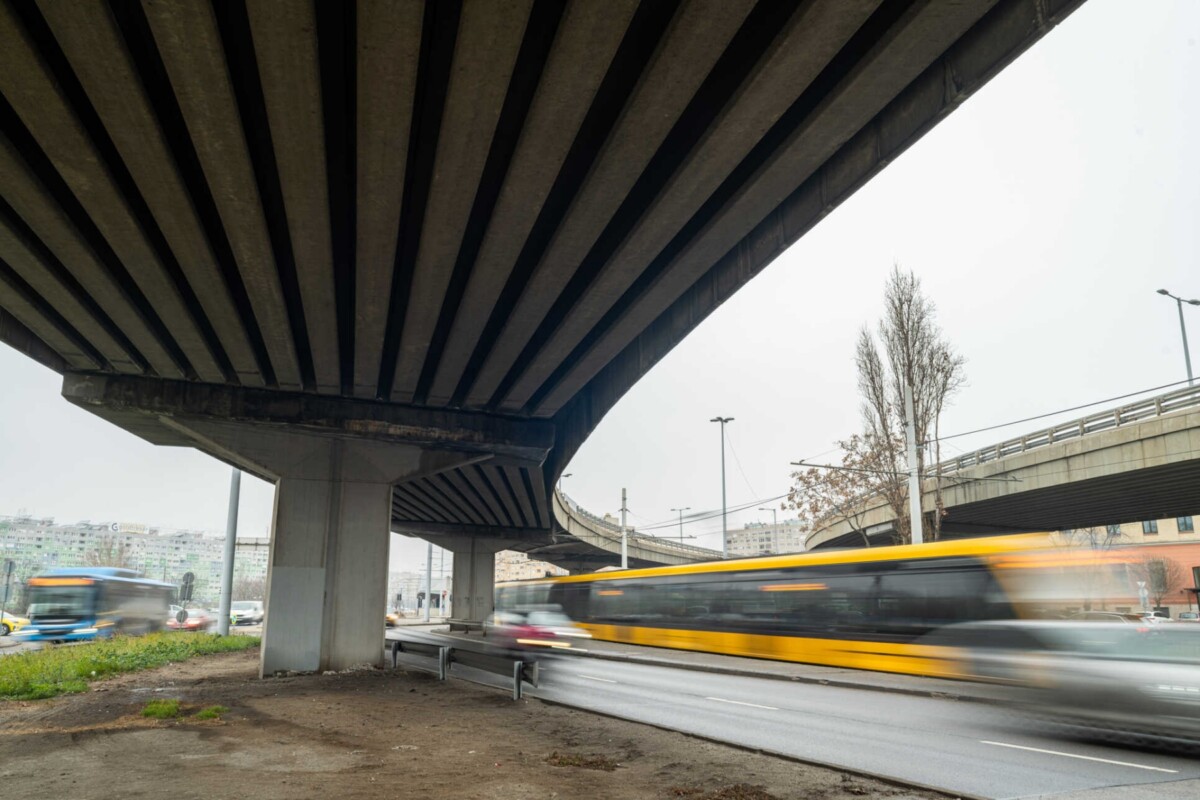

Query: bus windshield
27;586;93;617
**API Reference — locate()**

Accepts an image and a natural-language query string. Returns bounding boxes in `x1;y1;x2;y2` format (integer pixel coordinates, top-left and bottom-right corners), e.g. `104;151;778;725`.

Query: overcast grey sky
1;0;1197;569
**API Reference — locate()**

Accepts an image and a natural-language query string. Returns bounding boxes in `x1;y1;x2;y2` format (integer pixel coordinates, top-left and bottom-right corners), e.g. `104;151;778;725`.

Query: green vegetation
194;704;229;720
0;632;258;701
141;698;182;719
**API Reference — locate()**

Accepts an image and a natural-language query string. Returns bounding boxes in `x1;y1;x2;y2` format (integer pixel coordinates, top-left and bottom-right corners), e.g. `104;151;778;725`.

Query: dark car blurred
167;606;216;632
922;620;1200;747
482;607;591;651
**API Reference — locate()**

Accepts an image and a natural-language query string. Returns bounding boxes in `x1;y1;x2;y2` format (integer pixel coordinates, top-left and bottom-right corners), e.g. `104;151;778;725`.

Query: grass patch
141;698;182;719
194;705;229;720
546;751;619;772
0;632;259;701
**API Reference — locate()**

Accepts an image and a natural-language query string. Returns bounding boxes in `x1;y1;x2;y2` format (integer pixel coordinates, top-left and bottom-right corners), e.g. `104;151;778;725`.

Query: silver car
924;620;1200;748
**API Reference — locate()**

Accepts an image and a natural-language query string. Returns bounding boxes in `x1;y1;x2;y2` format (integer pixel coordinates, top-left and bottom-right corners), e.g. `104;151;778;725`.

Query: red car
482;608;590;651
166;607;216;632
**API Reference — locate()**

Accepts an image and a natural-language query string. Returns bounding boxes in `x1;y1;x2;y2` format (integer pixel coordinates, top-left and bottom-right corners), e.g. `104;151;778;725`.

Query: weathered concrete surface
808;408;1200;548
61;371;554;462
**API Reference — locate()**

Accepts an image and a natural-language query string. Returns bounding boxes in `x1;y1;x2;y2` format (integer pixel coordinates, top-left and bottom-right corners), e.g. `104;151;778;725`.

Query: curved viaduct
807;387;1200;550
0;0;1086;672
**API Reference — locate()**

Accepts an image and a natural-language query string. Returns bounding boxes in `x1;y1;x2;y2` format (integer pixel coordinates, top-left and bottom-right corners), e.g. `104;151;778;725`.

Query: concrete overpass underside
0;0;1086;672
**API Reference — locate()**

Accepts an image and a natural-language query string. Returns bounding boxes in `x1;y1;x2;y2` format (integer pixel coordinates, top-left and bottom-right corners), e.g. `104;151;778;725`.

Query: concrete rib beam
425;0;638;406
0;278;96;369
246;0;340;394
0;214;136;371
0;134;176;375
503;1;879;411
533;1;995;415
38;2;264;386
388;0;532;403
0;304;65;372
354;0;422;399
142;0;302;389
466;0;755;408
0;3;221;382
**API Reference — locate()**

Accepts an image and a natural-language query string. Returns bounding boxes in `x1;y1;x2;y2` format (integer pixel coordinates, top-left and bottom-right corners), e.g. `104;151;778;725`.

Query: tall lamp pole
710;417;734;557
670;507;691;543
1157;289;1198;386
558;472;572;493
758;507;777;530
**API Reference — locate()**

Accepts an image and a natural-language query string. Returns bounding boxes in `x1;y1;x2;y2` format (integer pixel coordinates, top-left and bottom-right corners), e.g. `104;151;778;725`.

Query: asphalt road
391;644;1200;800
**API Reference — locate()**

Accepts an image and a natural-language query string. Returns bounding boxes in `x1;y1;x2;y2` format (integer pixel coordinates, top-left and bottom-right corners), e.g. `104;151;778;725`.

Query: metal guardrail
936;385;1200;475
557;492;722;558
387;631;538;700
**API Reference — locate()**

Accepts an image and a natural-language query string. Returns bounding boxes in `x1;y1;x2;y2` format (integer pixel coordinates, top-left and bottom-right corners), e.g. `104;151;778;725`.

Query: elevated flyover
524;490;723;572
808;386;1200;549
0;0;1086;671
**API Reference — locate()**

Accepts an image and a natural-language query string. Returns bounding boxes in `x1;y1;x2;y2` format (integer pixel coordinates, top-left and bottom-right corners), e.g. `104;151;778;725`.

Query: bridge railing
937;385;1200;475
557;492;722;558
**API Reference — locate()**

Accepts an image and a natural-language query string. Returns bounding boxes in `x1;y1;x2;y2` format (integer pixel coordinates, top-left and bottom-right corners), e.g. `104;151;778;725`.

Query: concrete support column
261;459;392;675
444;537;505;625
450;544;495;624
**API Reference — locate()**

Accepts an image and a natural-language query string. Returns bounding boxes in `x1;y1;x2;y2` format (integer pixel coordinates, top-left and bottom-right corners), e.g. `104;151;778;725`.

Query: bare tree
83;536;133;569
855;265;965;543
785;433;909;547
232;575;266;601
1132;555;1187;610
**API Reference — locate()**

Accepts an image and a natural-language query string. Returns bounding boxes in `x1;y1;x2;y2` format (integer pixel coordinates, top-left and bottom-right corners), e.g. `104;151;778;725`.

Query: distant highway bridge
807;385;1200;549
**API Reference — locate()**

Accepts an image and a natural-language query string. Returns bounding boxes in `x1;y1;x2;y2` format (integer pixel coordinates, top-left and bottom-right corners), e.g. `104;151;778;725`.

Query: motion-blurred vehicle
1140;610;1176;623
17;568;172;641
1070;611;1143;624
386;610;403;628
167;606;216;632
1178;611;1199;622
482;606;590;651
1;610;30;635
230;601;264;625
494;534;1144;677
923;620;1200;747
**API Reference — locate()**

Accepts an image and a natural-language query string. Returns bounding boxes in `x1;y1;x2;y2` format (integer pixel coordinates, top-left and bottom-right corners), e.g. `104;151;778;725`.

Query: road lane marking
579;675;617;683
980;741;1178;773
706;697;778;710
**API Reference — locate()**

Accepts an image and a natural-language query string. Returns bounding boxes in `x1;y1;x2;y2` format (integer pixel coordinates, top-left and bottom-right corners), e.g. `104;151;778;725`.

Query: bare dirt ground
0;648;947;800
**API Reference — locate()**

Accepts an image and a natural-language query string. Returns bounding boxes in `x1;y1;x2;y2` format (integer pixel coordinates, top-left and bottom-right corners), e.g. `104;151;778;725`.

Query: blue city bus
16;568;173;642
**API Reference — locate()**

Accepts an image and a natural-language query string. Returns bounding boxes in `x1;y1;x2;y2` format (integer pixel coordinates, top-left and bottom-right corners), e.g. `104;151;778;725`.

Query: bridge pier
438;536;506;627
60;373;555;675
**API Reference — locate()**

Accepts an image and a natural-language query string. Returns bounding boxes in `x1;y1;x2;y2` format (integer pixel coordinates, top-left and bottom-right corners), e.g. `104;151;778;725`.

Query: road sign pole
218;468;241;636
1;560;13;631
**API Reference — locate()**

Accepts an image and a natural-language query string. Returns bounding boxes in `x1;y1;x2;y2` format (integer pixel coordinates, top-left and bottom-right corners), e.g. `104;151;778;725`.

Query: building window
1179;516;1195;533
1142;520;1159;535
1106;524;1122;535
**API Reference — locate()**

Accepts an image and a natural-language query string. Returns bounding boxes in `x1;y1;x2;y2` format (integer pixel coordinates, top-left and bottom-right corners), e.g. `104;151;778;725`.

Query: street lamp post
1157;289;1199;386
710;416;734;557
670;507;691;543
758;507;777;530
558;472;573;494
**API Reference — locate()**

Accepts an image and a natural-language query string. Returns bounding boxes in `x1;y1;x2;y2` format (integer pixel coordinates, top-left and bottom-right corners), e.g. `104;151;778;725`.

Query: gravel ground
0;647;949;800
